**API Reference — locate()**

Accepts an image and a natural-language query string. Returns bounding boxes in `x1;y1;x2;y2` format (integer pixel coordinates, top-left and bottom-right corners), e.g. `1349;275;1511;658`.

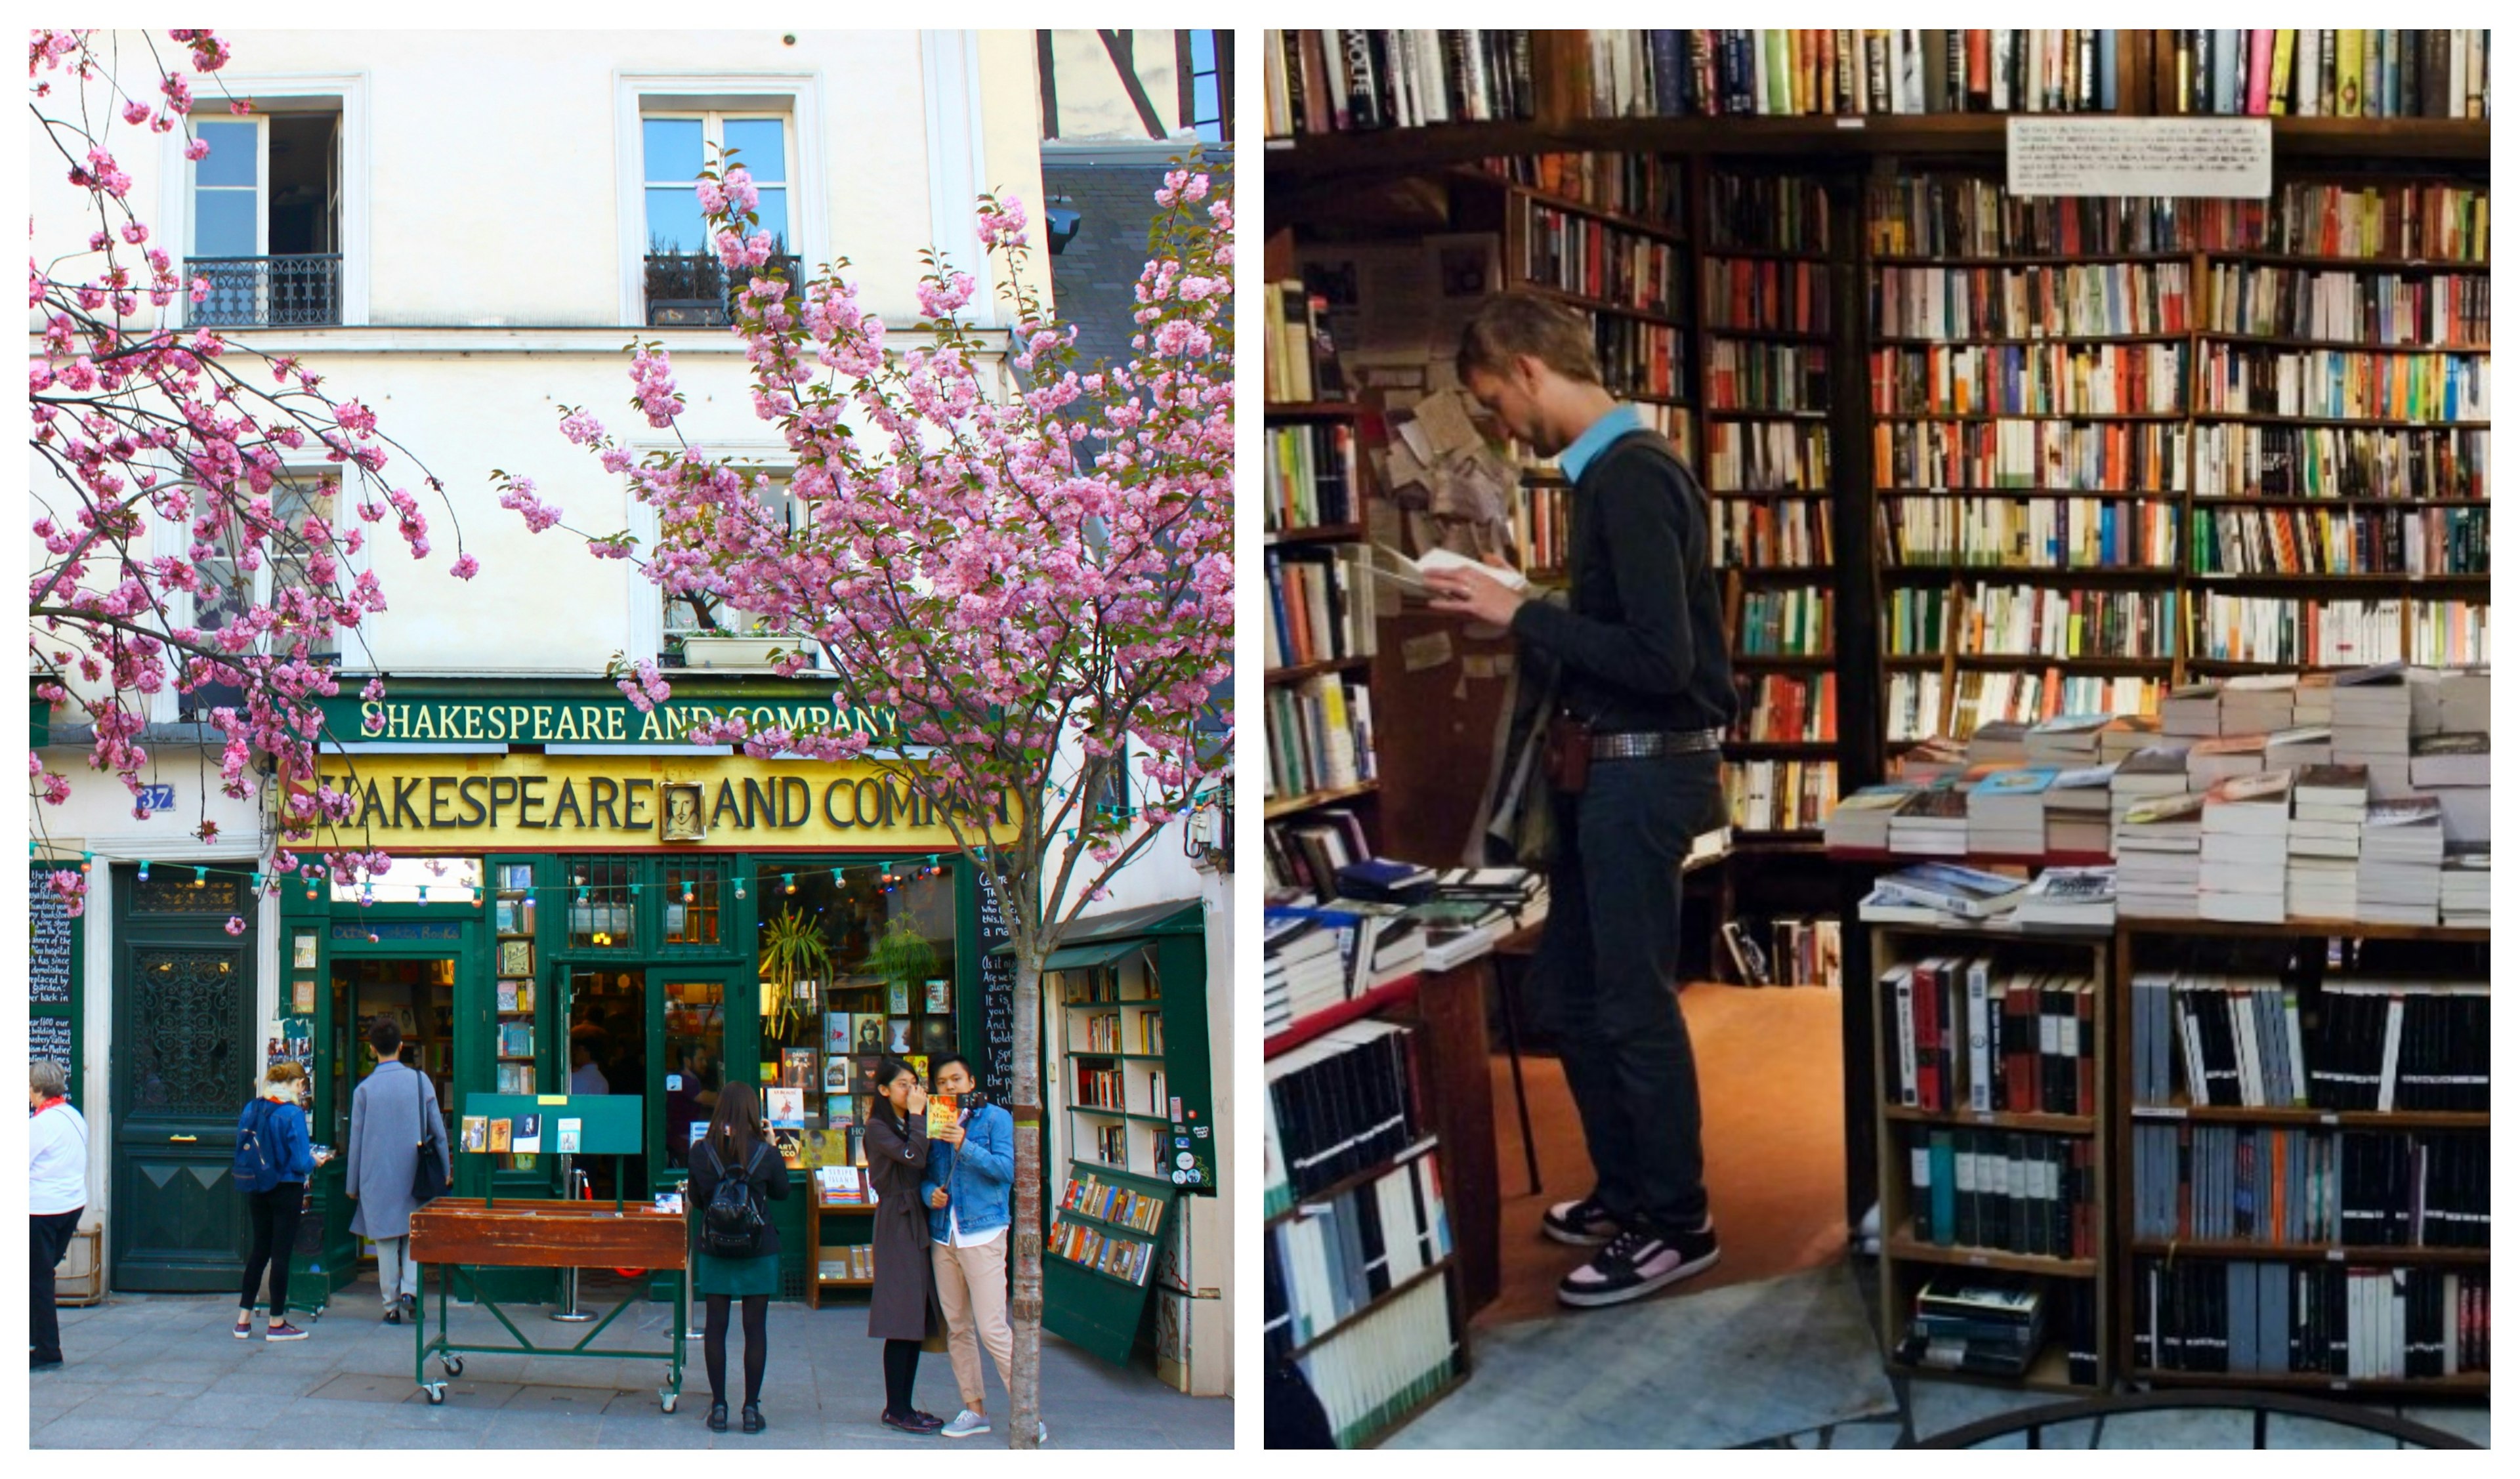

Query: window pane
662;978;724;1169
1195;75;1219;122
751;188;789;252
192;121;257;187
194;190;258;256
644;186;706;254
722;118;786;182
1191;29;1215;70
642;117;703;182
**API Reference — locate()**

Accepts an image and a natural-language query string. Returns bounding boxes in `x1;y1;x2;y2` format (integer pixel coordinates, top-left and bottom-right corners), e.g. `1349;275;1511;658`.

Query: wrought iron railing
1917;1389;2482;1449
183;254;342;328
644;251;803;328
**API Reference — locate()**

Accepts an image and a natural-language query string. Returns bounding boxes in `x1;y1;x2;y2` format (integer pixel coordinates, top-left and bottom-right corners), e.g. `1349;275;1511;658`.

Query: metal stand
549;1157;597;1322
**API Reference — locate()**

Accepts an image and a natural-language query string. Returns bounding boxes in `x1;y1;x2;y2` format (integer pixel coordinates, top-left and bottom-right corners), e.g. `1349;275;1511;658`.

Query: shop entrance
565;966;646;1200
560;967;734;1200
322;953;459;1288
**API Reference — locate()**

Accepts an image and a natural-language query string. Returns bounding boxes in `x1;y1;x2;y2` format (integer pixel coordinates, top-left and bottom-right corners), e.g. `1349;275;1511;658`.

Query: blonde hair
1456;293;1603;386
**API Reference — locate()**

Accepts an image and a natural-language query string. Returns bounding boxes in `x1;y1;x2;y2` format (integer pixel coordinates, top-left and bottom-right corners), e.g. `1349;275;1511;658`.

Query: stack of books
1408;867;1547;970
1965;768;2055;856
2217;674;2298;736
2440;846;2490;928
1333;857;1438;905
2162;683;2221;738
2409;733;2489;846
2435;667;2489;734
1826;781;1921;852
2197;772;2294;923
2098;713;2164;764
1965;720;2028;768
2013;865;2116;927
1894;734;1970;783
2116;793;2206;920
2286;765;2370;921
2041;765;2115;856
1887;785;1970;856
2110;745;2194;831
2263;724;2334;770
2185;732;2267;789
1263;911;1349;1034
1858;862;2028;924
2331;665;2415;797
2357;797;2445;926
2025;713;2108;768
1897;1278;2048;1380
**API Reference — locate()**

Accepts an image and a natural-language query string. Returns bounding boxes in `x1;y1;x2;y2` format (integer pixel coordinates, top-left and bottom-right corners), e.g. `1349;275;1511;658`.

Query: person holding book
918;1056;1038;1442
344;1018;452;1324
689;1080;789;1434
30;1059;88;1373
233;1062;327;1341
864;1057;945;1434
1425;293;1736;1308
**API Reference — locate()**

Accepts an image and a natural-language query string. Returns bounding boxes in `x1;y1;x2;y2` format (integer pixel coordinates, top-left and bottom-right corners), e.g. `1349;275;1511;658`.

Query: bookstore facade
1264;27;2487;1450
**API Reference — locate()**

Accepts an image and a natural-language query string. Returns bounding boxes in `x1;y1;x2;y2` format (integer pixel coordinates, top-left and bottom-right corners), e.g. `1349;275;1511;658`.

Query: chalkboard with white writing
30;1014;73;1070
30;869;74;1006
972;865;1018;1099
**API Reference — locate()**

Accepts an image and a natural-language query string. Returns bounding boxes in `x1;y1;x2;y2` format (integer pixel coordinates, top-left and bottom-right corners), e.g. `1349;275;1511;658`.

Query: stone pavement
32;1280;1230;1449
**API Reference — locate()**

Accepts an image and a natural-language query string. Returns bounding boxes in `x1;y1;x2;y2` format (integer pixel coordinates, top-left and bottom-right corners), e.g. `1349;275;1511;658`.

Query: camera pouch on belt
1542;715;1593;794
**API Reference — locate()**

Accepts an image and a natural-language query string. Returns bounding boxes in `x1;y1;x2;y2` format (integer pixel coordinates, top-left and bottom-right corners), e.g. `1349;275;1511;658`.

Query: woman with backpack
865;1056;944;1434
234;1062;326;1341
689;1079;788;1434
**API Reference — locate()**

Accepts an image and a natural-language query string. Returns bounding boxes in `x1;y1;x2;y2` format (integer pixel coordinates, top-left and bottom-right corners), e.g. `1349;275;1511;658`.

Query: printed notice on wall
2007;117;2271;199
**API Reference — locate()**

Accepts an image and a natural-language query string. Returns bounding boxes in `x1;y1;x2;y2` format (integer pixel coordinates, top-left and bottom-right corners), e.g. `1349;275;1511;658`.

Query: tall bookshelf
2112;919;2490;1393
1870;923;2114;1393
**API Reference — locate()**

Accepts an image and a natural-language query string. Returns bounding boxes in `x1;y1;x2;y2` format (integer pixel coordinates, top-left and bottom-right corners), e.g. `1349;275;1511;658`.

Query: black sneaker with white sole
1555;1221;1721;1308
1540;1195;1624;1247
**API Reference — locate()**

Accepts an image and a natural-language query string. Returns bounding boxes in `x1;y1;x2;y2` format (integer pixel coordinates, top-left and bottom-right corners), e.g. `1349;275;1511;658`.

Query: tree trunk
1007;953;1044;1448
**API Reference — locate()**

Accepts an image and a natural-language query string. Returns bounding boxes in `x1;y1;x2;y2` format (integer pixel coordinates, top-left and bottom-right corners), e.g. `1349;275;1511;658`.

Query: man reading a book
1427;293;1735;1308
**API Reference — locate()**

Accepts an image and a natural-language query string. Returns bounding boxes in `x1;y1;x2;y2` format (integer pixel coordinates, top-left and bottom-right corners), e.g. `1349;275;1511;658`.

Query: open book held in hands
1371;543;1530;600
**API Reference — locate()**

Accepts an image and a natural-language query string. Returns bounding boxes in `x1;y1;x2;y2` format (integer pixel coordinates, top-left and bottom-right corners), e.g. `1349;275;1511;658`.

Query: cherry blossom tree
498;155;1232;1446
29;28;474;923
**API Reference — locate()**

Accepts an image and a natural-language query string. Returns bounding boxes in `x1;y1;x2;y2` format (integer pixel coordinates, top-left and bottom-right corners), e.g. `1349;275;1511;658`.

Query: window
564;856;635;949
186;109;341;327
641;112;797;327
180;476;342;721
657;471;819;665
1176;30;1231;144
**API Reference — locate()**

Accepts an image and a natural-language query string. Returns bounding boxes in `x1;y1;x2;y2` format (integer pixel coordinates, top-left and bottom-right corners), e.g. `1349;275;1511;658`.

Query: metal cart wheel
424;1383;447;1405
660;1390;679;1413
440;1355;464;1378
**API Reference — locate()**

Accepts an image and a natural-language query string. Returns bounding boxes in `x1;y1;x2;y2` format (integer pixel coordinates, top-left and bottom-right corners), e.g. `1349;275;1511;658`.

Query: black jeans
32;1209;82;1362
240;1184;304;1318
1532;751;1723;1235
704;1293;769;1406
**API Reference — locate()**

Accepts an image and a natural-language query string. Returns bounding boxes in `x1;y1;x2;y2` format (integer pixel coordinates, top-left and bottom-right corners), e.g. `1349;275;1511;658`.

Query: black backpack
700;1138;771;1257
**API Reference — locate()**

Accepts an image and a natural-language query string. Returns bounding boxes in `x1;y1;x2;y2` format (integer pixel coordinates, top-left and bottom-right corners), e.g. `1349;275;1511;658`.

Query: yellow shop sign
301;755;1011;851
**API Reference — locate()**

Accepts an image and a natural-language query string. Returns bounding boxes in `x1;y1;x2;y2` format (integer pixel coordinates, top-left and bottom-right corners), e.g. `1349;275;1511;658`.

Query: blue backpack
232;1099;286;1192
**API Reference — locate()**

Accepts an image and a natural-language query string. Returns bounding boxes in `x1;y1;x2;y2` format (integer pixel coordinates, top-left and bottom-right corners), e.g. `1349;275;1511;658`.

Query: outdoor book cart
405;1093;688;1409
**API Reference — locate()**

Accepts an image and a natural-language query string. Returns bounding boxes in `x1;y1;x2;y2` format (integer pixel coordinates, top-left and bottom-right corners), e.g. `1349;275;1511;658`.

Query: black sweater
688;1133;790;1259
1509;430;1736;734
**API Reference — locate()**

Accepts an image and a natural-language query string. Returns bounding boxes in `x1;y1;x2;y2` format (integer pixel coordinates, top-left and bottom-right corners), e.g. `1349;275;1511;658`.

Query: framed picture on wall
922;977;952;1013
292;933;318;970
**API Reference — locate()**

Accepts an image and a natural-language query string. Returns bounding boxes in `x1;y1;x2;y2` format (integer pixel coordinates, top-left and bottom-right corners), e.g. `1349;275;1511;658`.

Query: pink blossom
183;136;209;161
722;165;759;215
224;916;246;936
450;552;479;580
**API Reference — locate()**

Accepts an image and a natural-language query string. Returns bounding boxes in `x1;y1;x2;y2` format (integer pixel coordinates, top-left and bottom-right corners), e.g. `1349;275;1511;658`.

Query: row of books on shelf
1520;204;1684;316
1589;313;1687;404
2131;1125;2488;1249
1717;915;1841;989
1895;1277;2098;1384
494;1062;535;1095
2132;1260;2486;1380
1263;1152;1452;1356
1074;1007;1165;1056
817;1246;875;1282
1480;152;1686;232
1734;585;1832;656
1511;481;1570;575
1266;280;1344;405
1703;257;1831;334
1900;1126;2098;1260
495;1020;534;1059
1716;496;1832;569
1263;29;1536;136
1059;1172;1166;1234
1705;341;1828;414
1878;953;2099;1115
1880;499;2177;573
2195;346;2488;423
1705;419;1830;491
1265;549;1374;669
1865;178;2488;266
1873;419;2187;493
1292;1274;1460;1449
2193;423;2488;501
1072;1068;1141;1114
1264;1020;1419;1215
2162;29;2490;120
2193;502;2490;577
2191;593;2486;667
813;1163;875;1207
1705;173;1832;255
2132;972;2488;1113
1265;675;1377;802
1267;423;1360;533
1266;862;1550;1032
1872;260;2194;339
494;980;535;1013
1049;1213;1158;1286
1582;30;2126;119
1731;671;1836;744
2204;264;2487;349
1725;759;1836;834
1869;342;2191;416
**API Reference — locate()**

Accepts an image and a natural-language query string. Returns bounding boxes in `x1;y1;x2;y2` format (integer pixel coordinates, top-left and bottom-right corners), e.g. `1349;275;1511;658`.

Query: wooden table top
409;1198;690;1270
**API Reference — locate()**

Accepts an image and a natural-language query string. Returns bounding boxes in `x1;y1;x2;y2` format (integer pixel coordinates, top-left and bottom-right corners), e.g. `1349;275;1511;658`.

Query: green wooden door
110;867;259;1291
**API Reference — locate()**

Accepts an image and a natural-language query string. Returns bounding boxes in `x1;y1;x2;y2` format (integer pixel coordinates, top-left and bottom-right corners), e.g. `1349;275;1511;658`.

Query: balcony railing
183;254;342;328
644;251;803;328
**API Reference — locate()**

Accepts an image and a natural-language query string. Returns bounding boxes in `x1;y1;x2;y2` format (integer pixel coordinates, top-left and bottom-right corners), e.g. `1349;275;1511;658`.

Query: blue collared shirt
1557;403;1648;483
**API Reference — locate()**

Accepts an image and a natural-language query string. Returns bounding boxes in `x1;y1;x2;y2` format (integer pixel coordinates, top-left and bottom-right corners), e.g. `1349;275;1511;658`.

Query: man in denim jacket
919;1056;1020;1439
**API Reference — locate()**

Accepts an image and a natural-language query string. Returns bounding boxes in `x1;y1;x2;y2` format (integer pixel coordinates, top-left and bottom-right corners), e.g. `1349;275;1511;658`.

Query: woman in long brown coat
864;1057;942;1434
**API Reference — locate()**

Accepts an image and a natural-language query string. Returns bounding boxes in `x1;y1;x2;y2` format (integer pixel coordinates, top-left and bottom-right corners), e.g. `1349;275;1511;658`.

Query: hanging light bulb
137;860;151;881
79;852;93;873
681;884;695;904
782;873;796;894
578;886;590;905
193;866;207;887
252;871;266;892
734;878;747;900
304;879;318;900
470;883;481;904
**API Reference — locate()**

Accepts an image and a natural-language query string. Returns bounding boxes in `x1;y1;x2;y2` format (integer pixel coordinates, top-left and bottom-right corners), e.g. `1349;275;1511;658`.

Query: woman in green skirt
690;1080;788;1433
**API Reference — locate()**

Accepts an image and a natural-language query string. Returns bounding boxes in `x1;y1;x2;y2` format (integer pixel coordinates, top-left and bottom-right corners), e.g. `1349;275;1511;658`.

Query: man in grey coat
345;1019;452;1322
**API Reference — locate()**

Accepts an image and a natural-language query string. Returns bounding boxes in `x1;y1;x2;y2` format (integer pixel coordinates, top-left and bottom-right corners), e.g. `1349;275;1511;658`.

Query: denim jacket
918;1101;1014;1243
237;1096;315;1191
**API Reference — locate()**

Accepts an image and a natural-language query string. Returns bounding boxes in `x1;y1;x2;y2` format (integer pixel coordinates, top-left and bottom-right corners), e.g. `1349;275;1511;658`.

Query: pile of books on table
1859;862;2027;926
2198;771;2294;924
2358;797;2446;927
2115;793;2206;921
2441;846;2490;928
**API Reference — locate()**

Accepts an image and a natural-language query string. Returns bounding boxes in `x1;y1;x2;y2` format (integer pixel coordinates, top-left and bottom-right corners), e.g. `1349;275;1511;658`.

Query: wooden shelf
1699;241;1830;262
2190;413;2488;429
2130;1240;2489;1266
2132;1102;2489;1131
1267;522;1365;546
1874;409;2189;423
1475;173;1687;240
1701;323;1834;343
1704;406;1830;420
1874;251;2194;268
1886;562;2181;579
1950;654;2175;672
1265;402;1367;419
1729;650;1836;665
1512;280;1687;327
1874;332;2193;346
1885;1234;2097;1278
2190;494;2485;507
2200;249;2490;271
1265;778;1380;821
2132;1369;2492;1395
1264;972;1423;1060
1887;1341;2091;1397
2196;330;2490;353
1879;487;2185;499
1884;1104;2095;1135
1709;487;1836;499
2120;917;2488;946
1264;1136;1441;1230
1266;655;1372;685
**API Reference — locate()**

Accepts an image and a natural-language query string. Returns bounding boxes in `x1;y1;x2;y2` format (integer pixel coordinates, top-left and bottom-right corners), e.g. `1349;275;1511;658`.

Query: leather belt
1590;728;1724;760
